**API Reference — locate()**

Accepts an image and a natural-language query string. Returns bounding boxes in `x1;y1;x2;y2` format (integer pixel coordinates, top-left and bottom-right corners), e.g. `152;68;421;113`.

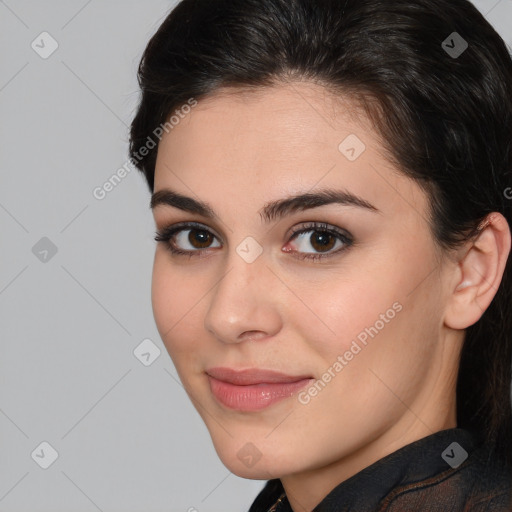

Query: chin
209;435;298;480
218;452;284;480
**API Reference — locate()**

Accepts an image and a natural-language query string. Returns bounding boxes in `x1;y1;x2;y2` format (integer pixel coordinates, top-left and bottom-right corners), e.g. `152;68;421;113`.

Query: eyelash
154;221;353;262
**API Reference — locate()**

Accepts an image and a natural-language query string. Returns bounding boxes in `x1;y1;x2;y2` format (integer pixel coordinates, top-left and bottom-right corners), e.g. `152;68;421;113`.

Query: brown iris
307;231;336;252
188;228;214;249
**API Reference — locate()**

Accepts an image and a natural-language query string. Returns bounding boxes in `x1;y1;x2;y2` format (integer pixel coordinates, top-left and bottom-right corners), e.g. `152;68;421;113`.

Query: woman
129;0;512;510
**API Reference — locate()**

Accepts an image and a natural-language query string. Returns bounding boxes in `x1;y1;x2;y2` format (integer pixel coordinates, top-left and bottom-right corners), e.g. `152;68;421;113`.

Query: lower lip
207;376;313;411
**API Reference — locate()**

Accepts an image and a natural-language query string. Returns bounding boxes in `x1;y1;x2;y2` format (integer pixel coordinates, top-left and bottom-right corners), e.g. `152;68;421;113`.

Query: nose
203;248;282;344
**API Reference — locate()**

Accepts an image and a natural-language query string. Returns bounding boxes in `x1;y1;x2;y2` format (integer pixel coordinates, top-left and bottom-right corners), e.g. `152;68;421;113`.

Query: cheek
151;253;204;359
300;269;442;415
295;269;403;363
293;243;438;397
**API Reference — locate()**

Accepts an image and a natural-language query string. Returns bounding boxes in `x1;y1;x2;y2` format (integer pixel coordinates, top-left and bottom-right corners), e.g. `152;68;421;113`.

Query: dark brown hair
129;0;512;467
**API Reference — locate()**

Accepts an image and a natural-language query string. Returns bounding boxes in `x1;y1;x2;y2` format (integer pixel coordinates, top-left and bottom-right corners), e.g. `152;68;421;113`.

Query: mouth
205;367;314;411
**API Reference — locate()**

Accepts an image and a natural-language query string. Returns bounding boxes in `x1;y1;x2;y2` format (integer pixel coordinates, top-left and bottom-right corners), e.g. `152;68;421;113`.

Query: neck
281;388;458;511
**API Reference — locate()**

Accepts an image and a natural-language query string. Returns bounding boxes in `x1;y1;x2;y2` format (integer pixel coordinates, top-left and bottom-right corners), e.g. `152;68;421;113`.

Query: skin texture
150;81;511;512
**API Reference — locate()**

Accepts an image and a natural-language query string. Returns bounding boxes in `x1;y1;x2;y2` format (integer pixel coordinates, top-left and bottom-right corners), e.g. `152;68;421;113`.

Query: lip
206;367;314;411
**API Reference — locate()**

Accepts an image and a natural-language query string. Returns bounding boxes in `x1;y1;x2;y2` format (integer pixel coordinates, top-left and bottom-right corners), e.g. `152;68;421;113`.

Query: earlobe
444;212;511;331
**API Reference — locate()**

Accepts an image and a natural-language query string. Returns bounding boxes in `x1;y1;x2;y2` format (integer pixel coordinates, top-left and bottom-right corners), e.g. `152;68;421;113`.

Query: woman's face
151;82;460;482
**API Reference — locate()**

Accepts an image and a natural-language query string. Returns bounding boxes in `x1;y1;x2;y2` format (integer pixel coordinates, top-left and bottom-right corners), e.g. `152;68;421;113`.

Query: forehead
153;81;428;224
155;81;382;175
167;81;373;142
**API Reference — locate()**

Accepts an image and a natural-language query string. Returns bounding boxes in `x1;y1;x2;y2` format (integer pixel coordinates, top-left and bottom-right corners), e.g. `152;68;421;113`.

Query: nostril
238;330;267;342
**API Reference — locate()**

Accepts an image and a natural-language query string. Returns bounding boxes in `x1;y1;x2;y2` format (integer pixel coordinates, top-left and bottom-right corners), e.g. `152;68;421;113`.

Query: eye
154;221;353;261
154;222;221;258
284;222;353;261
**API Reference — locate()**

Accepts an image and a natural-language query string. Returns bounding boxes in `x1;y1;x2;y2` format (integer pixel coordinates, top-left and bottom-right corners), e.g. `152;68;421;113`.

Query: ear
444;212;511;330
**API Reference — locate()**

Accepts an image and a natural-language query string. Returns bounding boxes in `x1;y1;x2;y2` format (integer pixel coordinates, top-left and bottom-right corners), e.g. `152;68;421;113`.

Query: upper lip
206;367;313;385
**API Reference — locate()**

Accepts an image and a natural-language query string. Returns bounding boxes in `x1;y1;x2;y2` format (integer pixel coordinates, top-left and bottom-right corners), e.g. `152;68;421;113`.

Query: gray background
0;1;511;511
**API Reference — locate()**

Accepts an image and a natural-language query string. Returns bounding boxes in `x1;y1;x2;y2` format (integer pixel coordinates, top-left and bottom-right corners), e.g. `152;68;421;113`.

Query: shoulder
381;443;512;511
464;445;512;511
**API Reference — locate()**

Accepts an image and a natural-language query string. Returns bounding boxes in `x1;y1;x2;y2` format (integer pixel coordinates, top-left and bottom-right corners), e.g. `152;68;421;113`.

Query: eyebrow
150;187;380;223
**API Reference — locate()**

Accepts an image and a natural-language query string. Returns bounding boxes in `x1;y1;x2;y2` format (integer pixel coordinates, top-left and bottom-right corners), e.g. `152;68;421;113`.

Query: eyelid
156;220;222;240
286;221;351;241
